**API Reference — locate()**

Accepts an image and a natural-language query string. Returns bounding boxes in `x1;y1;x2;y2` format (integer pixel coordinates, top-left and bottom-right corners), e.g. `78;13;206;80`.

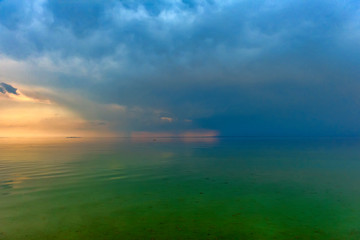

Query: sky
0;0;360;137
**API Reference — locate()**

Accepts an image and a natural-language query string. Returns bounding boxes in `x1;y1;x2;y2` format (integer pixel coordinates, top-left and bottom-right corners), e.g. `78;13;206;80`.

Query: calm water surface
1;137;360;239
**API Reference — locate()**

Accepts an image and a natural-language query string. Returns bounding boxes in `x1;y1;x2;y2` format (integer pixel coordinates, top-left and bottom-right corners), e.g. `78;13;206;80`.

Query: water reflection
1;137;360;239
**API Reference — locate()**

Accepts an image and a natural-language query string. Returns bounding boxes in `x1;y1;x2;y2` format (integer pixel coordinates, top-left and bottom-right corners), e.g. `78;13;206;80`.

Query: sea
1;137;360;239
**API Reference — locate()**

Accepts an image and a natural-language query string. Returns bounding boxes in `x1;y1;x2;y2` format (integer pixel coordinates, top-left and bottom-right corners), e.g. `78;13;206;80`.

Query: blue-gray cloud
0;0;360;136
0;82;18;95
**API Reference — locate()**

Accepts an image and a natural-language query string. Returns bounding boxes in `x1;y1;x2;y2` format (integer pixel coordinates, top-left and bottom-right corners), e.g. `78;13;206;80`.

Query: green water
1;138;360;239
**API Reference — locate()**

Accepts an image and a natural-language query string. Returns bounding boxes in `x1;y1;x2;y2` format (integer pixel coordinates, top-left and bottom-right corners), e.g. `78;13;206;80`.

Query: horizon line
2;136;360;139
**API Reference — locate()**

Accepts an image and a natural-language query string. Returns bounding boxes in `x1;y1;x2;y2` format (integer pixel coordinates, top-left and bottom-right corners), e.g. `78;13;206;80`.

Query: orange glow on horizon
130;130;219;140
0;95;116;138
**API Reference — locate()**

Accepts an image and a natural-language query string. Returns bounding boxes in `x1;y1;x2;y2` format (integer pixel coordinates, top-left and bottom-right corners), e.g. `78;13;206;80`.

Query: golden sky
0;82;218;138
0;83;116;137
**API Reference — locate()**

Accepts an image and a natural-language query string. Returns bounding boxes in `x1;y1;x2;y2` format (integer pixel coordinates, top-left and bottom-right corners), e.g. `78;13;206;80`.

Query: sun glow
0;84;115;138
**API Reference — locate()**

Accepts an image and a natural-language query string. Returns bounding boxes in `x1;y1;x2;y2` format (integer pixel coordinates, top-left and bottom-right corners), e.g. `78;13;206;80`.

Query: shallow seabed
1;137;360;239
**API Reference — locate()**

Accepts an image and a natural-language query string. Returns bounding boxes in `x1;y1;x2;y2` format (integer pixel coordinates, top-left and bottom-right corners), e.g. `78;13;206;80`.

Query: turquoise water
1;137;360;239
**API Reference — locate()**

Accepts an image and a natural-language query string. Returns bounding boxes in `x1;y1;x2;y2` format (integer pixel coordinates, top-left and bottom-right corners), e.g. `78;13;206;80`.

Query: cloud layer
1;0;360;136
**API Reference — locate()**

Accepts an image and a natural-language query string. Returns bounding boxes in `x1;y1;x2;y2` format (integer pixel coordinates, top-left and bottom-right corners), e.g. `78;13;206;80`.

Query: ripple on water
1;138;360;239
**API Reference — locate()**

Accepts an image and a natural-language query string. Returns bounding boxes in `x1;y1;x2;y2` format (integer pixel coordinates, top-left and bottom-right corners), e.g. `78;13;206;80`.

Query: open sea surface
1;137;360;239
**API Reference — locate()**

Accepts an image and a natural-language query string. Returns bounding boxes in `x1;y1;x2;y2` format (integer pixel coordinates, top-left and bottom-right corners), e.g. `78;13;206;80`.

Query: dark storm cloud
0;0;360;136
